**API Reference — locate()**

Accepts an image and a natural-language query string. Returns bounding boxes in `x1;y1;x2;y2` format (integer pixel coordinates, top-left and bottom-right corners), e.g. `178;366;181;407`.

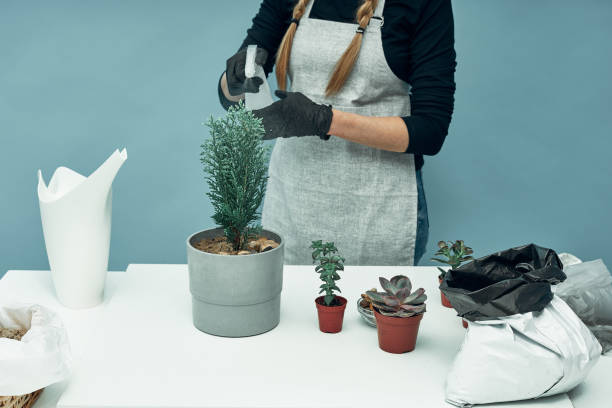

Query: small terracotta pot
373;309;424;353
315;296;347;333
439;276;452;308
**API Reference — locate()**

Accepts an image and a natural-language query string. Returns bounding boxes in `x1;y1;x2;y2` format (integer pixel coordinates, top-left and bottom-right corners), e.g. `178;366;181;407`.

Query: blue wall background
1;0;611;278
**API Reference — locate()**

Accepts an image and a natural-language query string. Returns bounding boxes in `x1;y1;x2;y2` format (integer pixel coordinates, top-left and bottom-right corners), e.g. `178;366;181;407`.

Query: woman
218;0;456;266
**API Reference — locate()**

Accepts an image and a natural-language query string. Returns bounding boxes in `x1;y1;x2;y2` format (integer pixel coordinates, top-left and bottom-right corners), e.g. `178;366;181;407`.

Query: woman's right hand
225;47;269;96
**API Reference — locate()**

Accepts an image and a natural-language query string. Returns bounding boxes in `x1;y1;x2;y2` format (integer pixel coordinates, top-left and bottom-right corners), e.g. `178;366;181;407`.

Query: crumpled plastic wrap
555;259;612;354
0;303;72;396
440;243;566;321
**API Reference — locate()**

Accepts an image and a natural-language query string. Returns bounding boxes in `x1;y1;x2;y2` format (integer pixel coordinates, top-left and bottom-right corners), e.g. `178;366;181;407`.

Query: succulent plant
431;240;474;278
366;275;426;317
311;240;345;306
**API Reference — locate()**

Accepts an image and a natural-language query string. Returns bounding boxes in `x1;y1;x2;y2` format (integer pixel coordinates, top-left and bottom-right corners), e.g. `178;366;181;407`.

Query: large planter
37;148;127;309
186;228;284;337
374;310;424;354
315;296;347;333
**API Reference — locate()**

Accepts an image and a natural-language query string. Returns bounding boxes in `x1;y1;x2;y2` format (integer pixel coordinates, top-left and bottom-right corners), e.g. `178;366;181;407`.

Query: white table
0;265;579;408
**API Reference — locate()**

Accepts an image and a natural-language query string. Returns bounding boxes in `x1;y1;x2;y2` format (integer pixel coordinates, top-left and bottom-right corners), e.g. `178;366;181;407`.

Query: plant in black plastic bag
440;243;566;322
431;240;474;279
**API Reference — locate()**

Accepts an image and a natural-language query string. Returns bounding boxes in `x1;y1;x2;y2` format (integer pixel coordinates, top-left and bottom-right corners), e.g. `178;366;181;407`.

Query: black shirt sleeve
400;0;456;156
239;0;294;75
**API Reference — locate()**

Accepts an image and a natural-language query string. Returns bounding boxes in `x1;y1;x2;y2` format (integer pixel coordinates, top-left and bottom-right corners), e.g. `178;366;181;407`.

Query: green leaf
379;277;395;294
437;267;447;277
324;294;335;306
381;294;400;307
390;275;411;292
366;290;385;303
403;288;426;304
395;287;411;301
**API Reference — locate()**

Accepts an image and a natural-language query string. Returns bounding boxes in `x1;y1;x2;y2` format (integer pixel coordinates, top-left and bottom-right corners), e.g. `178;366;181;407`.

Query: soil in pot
193;235;279;255
315;296;347;333
439;276;452;308
374;310;424;354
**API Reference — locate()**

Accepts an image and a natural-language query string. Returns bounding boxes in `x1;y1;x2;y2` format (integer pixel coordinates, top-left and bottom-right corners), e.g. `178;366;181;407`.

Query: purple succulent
366;275;426;317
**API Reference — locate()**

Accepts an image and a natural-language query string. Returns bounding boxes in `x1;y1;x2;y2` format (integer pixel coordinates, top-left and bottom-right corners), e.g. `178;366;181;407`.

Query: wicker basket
0;328;44;408
0;390;43;408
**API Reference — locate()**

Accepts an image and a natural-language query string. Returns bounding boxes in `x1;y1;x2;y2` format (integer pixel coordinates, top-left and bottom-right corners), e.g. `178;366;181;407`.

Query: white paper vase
37;149;127;309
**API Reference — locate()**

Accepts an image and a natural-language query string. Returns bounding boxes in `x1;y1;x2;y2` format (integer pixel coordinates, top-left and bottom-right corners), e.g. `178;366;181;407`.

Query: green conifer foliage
201;102;271;251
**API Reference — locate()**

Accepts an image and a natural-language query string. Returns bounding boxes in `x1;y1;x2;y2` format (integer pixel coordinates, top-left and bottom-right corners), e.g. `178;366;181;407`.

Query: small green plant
431;240;474;278
201;102;270;251
366;275;426;317
311;240;344;306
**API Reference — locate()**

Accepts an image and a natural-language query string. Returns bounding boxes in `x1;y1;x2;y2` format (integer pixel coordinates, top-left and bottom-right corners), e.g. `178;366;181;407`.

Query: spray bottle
244;45;274;110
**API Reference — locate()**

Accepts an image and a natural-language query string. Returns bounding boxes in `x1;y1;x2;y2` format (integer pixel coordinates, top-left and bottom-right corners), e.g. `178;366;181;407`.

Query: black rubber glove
225;47;268;96
252;91;333;140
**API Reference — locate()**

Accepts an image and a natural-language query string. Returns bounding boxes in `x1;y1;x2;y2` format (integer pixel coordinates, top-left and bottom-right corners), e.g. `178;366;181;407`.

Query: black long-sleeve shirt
225;0;456;170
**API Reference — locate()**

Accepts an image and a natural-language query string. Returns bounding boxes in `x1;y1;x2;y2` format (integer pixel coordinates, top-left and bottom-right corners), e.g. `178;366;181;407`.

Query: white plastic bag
555;259;612;353
0;304;72;396
445;296;601;407
244;45;274;110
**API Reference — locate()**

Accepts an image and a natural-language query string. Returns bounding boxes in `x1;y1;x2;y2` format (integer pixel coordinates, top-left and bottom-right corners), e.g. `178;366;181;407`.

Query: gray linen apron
261;0;418;265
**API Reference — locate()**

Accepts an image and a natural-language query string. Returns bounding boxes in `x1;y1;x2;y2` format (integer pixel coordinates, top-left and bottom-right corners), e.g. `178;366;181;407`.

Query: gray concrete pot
186;228;284;337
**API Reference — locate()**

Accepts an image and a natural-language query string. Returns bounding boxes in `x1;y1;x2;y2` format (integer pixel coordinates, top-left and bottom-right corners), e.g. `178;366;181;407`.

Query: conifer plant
186;102;285;338
200;102;271;252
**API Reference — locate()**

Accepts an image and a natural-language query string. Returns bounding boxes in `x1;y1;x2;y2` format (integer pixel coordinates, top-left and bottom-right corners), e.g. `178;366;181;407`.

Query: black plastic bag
440;243;566;321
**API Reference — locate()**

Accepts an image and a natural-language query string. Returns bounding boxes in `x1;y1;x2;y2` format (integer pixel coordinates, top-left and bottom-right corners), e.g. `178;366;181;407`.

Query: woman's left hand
252;91;333;140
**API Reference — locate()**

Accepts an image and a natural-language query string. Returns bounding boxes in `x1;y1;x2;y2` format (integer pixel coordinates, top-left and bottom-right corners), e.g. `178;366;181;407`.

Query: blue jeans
414;169;430;265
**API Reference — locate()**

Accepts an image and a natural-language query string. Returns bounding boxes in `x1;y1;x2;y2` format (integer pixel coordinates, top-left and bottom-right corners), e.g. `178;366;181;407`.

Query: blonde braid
275;0;311;91
325;0;378;96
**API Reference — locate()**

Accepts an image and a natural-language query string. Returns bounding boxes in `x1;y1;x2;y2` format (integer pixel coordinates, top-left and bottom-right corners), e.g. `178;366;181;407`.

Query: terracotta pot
315;296;347;333
439;276;452;308
373;309;424;353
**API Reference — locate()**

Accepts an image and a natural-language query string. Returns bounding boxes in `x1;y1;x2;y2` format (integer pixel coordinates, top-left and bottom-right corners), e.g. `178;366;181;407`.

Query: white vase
37;149;127;309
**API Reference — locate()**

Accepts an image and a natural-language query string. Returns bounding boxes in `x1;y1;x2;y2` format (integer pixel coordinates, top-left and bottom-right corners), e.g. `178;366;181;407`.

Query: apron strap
304;0;315;19
371;0;385;28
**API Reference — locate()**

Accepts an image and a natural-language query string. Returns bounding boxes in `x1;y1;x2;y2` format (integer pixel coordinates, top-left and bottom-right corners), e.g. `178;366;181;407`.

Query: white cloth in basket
0;303;71;396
